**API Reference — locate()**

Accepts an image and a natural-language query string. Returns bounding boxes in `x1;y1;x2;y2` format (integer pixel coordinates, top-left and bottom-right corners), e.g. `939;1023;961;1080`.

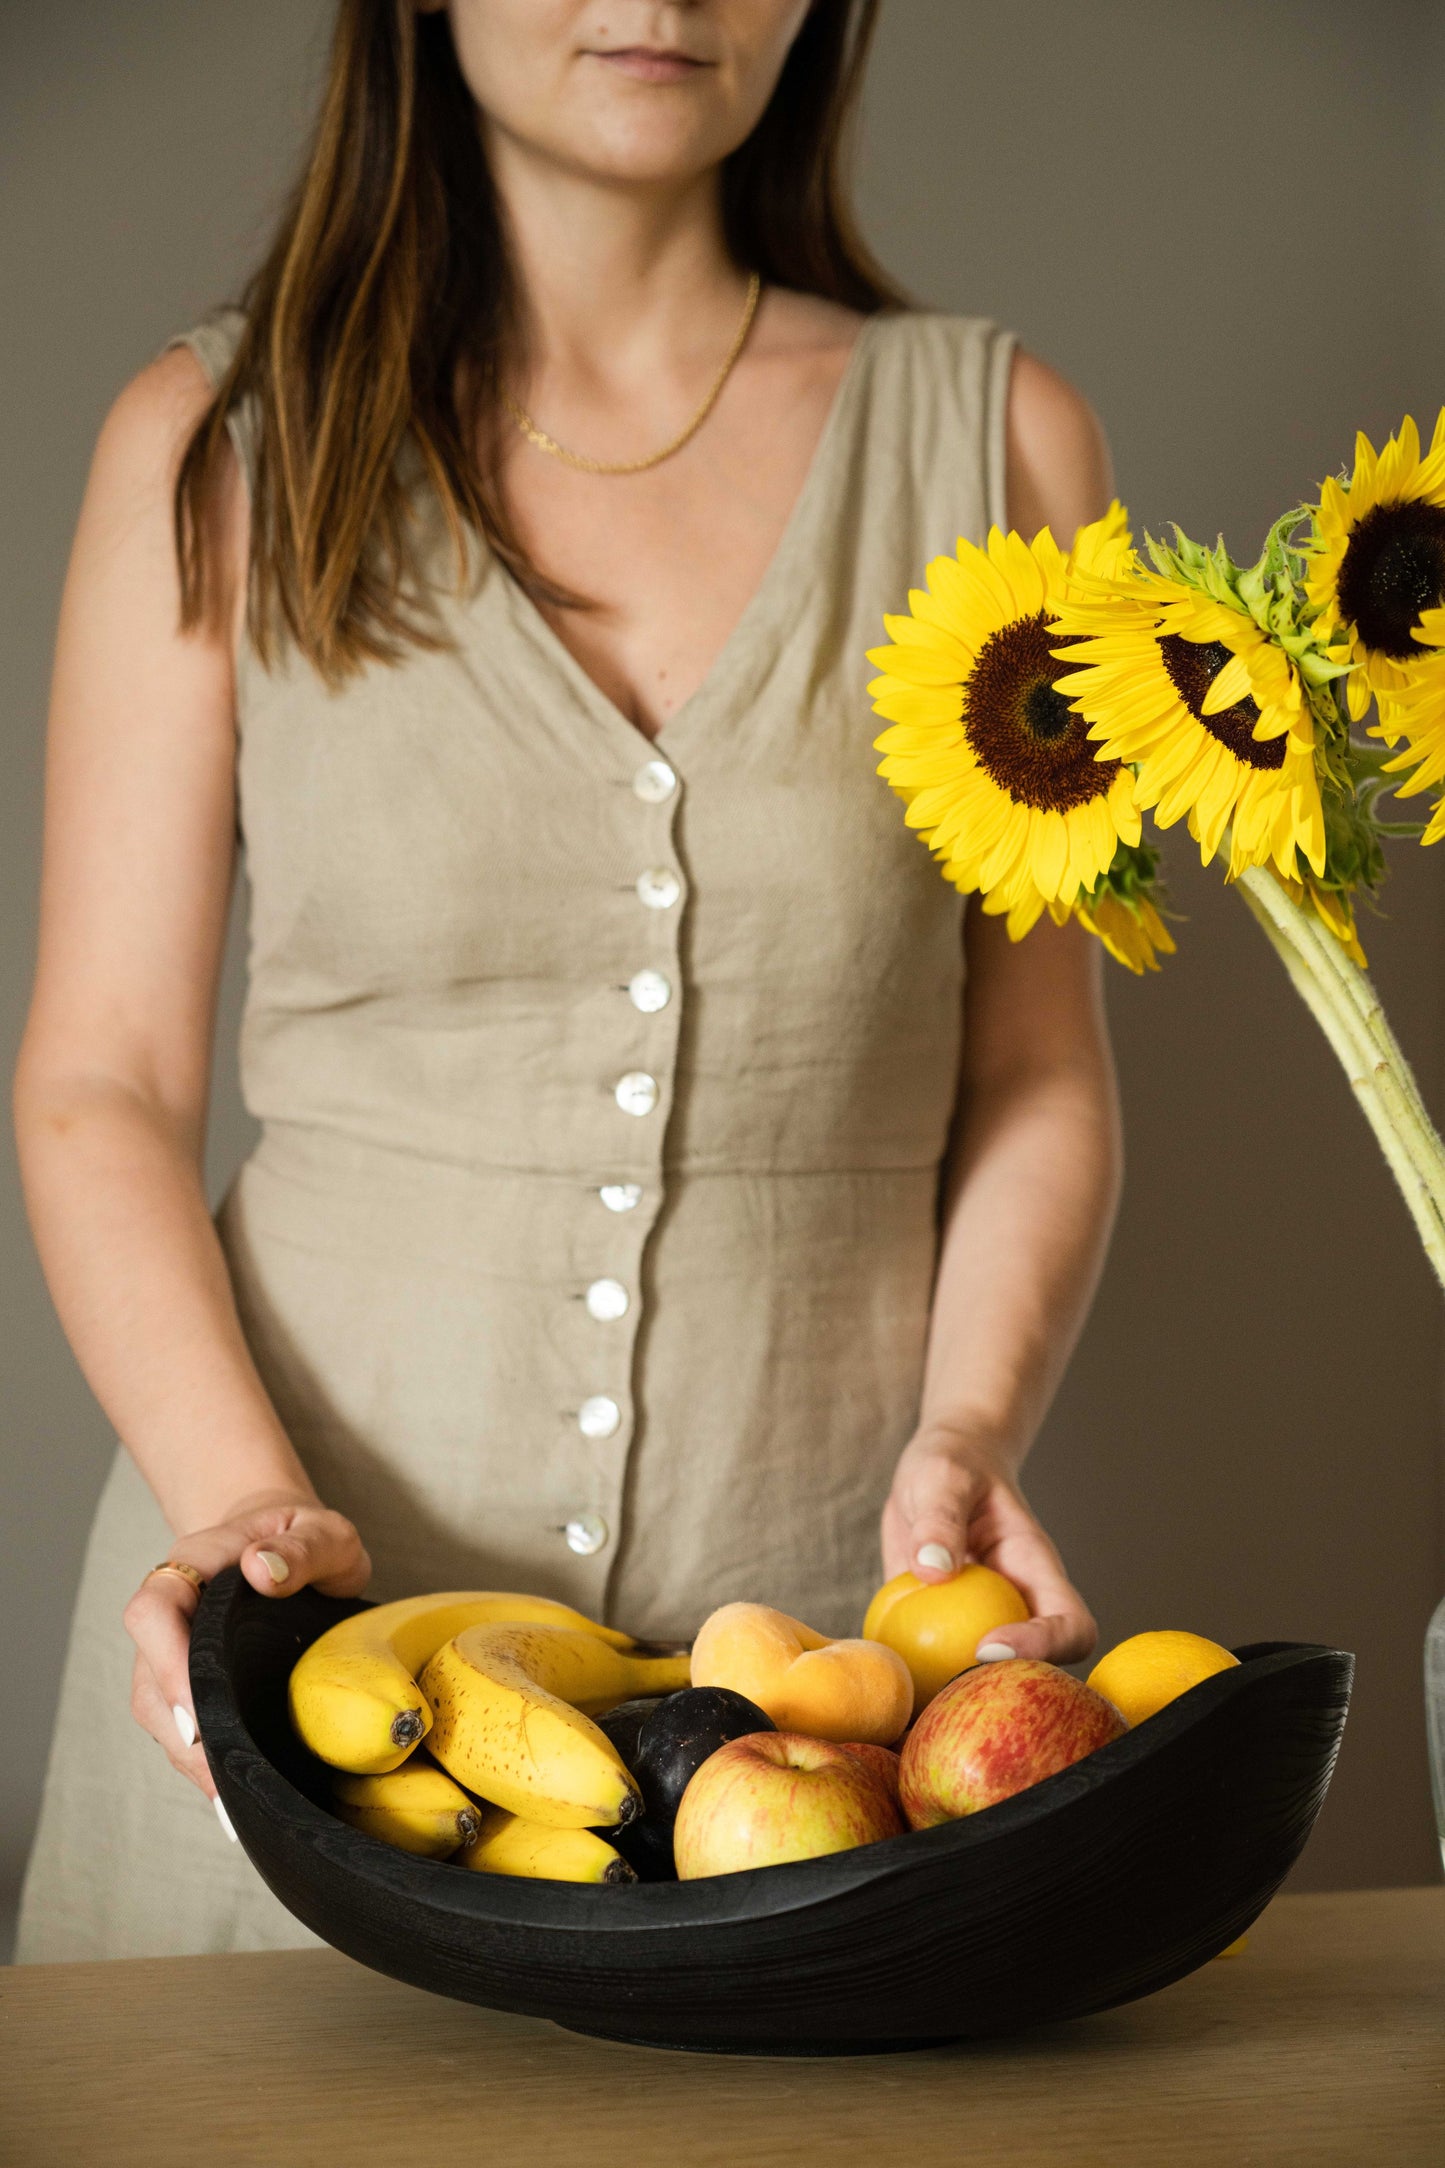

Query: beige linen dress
17;305;1016;1961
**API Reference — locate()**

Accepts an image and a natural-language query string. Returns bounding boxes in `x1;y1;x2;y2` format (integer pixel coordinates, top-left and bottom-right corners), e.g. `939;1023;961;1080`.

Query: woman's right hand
122;1492;371;1807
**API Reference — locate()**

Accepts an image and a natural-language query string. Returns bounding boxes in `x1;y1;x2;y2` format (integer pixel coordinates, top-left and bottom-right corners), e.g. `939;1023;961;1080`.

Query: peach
690;1602;914;1745
863;1564;1031;1707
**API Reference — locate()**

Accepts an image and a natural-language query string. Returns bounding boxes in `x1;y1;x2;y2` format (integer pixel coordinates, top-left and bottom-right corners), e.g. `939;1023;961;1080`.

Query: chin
554;98;746;192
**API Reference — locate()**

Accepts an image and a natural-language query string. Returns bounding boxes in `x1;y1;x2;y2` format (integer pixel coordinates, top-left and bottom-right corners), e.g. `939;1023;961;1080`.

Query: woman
15;0;1119;1962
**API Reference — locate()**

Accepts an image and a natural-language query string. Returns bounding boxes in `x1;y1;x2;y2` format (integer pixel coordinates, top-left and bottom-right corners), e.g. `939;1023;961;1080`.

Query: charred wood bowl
189;1567;1352;2054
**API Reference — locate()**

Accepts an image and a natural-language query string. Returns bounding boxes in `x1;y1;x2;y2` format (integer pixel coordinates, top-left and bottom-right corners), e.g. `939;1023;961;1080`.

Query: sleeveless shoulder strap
862;310;1018;548
164;306;258;492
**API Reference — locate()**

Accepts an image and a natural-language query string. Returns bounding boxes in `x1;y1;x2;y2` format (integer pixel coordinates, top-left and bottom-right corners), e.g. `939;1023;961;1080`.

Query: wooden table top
1;1888;1441;2166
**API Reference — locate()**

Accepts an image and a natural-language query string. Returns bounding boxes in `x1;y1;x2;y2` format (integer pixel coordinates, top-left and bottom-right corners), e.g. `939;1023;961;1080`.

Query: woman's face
431;1;815;187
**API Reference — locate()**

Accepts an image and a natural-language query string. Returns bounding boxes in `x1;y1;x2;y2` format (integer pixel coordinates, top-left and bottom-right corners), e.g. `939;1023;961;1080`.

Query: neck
485;129;751;394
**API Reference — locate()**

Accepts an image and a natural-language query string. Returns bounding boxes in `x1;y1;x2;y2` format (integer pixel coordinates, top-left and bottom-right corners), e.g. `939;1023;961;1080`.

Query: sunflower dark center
1336;499;1445;659
1159;635;1285;771
964;611;1120;811
1022;679;1075;740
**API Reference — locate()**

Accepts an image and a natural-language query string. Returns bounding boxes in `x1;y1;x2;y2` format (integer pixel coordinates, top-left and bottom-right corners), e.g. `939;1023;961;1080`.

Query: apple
673;1732;905;1878
832;1739;903;1806
900;1658;1126;1827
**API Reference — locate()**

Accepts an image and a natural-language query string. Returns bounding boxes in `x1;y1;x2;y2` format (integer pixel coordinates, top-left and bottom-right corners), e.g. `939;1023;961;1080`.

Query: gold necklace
503;270;762;476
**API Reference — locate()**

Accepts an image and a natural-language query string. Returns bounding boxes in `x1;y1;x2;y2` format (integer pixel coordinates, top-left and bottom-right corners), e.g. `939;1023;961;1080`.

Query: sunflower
1072;887;1175;974
1375;605;1445;841
1050;568;1326;883
1062;838;1176;975
868;510;1141;940
1304;410;1445;723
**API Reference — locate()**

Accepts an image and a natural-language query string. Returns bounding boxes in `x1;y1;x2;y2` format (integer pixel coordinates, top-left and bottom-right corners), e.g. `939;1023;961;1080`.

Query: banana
419;1623;692;1827
459;1805;637;1885
289;1591;635;1774
330;1759;482;1859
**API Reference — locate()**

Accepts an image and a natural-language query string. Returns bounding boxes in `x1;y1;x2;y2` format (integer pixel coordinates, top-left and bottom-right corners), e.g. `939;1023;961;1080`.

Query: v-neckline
495;311;883;766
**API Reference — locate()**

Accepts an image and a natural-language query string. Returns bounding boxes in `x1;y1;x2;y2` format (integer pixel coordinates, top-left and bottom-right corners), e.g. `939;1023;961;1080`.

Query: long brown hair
175;1;904;684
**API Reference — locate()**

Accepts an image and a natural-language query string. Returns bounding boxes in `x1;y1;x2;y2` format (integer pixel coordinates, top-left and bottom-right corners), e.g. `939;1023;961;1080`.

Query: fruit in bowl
673;1732;905;1878
599;1686;777;1879
690;1602;913;1744
901;1658;1127;1826
863;1565;1031;1706
1087;1630;1239;1726
832;1739;904;1806
419;1622;689;1826
289;1578;1237;1902
329;1757;481;1858
288;1590;644;1774
458;1805;637;1885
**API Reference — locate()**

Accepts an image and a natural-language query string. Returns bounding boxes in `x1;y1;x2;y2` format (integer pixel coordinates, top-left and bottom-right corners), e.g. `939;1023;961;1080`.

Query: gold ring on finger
144;1561;208;1596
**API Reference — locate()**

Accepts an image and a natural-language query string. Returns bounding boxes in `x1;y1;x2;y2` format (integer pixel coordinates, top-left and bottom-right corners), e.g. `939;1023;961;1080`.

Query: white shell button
585;1277;629;1322
636;867;681;911
633;759;677;805
628;968;672;1014
565;1514;610;1556
578;1395;621;1440
599;1182;642;1213
615;1071;659;1117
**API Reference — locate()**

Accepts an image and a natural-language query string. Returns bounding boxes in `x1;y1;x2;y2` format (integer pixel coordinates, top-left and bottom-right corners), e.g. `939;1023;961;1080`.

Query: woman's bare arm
880;351;1122;1662
15;351;367;1797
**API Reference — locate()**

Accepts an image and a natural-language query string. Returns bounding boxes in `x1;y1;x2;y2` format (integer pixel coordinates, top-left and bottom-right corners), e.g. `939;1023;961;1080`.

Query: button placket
564;756;685;1580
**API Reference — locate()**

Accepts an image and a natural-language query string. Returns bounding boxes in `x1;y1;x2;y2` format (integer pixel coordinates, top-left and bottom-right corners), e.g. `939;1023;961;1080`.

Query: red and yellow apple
832;1739;903;1806
673;1732;905;1878
900;1658;1126;1827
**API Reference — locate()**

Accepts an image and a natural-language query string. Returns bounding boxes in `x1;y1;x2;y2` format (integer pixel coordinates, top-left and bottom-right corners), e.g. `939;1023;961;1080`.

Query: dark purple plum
597;1688;775;1876
594;1697;661;1771
633;1687;776;1828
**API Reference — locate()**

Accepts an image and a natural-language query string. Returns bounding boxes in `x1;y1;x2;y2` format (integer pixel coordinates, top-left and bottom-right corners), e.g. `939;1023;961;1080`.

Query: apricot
690;1603;914;1745
862;1564;1031;1707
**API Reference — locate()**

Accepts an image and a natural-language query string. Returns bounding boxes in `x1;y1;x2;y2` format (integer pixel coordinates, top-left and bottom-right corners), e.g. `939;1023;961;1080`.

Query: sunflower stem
1235;866;1445;1287
1237;866;1439;1158
1280;875;1441;1145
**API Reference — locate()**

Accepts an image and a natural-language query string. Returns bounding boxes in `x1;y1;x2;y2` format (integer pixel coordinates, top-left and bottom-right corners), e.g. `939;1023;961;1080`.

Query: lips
591;47;710;82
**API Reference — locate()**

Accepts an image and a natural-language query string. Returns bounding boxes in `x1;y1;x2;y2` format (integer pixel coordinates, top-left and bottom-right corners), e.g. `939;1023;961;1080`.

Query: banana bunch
420;1624;690;1826
295;1590;690;1871
329;1760;480;1859
289;1590;635;1774
459;1805;636;1885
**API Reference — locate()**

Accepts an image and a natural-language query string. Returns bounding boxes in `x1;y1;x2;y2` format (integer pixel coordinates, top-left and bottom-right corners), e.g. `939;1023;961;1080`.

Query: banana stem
1235;865;1445;1289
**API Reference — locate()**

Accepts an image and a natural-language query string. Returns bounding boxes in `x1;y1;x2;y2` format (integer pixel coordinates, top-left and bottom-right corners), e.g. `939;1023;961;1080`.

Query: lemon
862;1565;1030;1706
1086;1630;1238;1726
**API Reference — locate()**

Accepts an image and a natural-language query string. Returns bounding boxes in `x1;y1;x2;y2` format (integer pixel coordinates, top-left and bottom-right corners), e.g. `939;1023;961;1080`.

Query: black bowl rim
192;1567;1352;1936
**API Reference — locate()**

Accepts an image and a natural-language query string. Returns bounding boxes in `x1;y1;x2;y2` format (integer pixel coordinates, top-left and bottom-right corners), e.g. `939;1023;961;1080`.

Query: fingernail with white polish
214;1795;239;1843
173;1703;197;1750
976;1641;1017;1662
916;1543;954;1573
257;1549;289;1584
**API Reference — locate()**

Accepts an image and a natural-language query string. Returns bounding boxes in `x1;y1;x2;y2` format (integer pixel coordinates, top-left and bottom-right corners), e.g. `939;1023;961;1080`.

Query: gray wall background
3;1;1443;1957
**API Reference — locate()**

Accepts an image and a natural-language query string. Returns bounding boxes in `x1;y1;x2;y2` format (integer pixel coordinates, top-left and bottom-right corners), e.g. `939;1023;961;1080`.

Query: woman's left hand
880;1425;1097;1666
